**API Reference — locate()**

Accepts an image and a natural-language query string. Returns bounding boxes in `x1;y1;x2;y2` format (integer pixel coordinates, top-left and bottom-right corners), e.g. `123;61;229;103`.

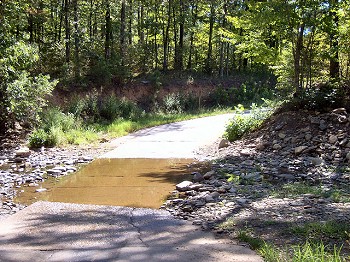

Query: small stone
256;143;266;151
15;147;31;157
332;108;347;114
339;139;348;146
273;144;282;150
192;172;204;182
309;157;324;166
176;181;193;192
205;195;215;203
210;192;220;199
346;152;350;160
305;134;312;141
236;198;249;205
278;133;286;139
319;120;328;130
240;149;251;156
218;139;230;149
310;117;320;124
203;171;215;179
35;188;47;193
329;135;338;144
295;146;308;155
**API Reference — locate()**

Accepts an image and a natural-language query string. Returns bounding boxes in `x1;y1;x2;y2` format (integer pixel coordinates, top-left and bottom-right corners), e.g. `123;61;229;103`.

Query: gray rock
309;157;324;166
305;134;312;141
273;144;282;150
329;135;338;144
192;172;204;182
218;139;230;149
240;149;252;156
346;152;350;160
295;146;308;155
278;133;286;139
319;120;328;130
15;147;31;157
176;181;193;192
310;117;320;124
332;108;347;114
203;170;215;179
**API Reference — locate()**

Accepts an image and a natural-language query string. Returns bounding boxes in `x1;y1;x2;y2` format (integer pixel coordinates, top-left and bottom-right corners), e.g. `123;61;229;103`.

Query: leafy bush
28;129;48;148
162;93;184;114
0;41;57;131
224;104;272;141
291;81;346;111
29;126;61;148
67;93;141;122
41;107;78;132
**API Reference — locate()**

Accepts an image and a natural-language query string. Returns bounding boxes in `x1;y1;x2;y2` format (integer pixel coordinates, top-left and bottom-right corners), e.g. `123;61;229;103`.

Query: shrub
162;93;184;114
28;129;48;148
224;104;272;141
28;126;63;148
0;41;57;131
41;107;78;132
291;81;346;112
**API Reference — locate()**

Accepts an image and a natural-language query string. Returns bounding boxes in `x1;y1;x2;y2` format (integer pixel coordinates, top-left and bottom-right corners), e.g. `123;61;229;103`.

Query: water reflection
15;158;205;209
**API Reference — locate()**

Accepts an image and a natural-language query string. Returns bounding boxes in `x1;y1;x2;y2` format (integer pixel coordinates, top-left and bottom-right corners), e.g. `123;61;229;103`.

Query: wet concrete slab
15;159;206;208
101;114;234;159
0;201;263;262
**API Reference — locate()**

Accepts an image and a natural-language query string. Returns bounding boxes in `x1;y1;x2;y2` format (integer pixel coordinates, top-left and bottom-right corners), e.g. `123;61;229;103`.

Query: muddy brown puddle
15;158;207;209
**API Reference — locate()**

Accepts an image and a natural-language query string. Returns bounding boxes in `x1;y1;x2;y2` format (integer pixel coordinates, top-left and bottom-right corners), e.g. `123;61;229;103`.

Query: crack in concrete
129;208;149;247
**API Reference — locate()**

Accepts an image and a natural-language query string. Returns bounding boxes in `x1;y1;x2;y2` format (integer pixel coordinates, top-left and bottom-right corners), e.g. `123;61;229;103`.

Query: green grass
259;241;346;262
271;182;350;203
289;221;350;242
29;108;231;147
237;229;265;250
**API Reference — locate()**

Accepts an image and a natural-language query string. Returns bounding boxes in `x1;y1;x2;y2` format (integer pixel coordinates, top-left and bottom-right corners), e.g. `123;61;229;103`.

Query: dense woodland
0;0;350;131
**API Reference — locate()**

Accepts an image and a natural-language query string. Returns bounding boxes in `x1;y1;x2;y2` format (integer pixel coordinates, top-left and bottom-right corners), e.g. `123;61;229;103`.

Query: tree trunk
174;0;184;70
293;23;304;93
219;1;228;77
187;1;197;70
105;0;111;60
128;0;132;45
72;0;80;78
329;0;340;79
163;0;172;71
205;1;215;74
120;0;126;66
64;0;70;63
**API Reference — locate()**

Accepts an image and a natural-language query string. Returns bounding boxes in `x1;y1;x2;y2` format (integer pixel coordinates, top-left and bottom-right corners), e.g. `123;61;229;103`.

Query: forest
0;0;349;132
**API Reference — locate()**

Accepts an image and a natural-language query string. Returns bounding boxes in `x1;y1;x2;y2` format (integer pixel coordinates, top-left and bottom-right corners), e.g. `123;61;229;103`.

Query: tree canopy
0;0;350;129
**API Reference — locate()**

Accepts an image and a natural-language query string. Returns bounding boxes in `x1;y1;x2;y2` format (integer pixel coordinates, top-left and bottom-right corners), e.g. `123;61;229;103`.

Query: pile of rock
0;146;107;218
163;108;350;234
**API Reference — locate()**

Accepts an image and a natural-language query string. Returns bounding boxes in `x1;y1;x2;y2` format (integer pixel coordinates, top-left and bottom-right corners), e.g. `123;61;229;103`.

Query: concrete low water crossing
15;158;207;208
0;114;263;261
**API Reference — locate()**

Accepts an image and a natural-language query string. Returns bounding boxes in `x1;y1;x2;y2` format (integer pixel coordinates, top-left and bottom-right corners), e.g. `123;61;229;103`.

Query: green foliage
259;241;346;262
162;93;184;114
291;81;346;112
290;221;350;242
237;230;265;250
29;127;61;148
272;182;350;203
210;74;277;108
41;108;78;132
0;41;57;130
67;93;141;123
6;73;57;124
224;103;273;141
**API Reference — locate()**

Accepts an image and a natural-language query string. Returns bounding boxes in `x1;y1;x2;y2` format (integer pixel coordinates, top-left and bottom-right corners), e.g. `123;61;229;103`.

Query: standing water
14;158;206;209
